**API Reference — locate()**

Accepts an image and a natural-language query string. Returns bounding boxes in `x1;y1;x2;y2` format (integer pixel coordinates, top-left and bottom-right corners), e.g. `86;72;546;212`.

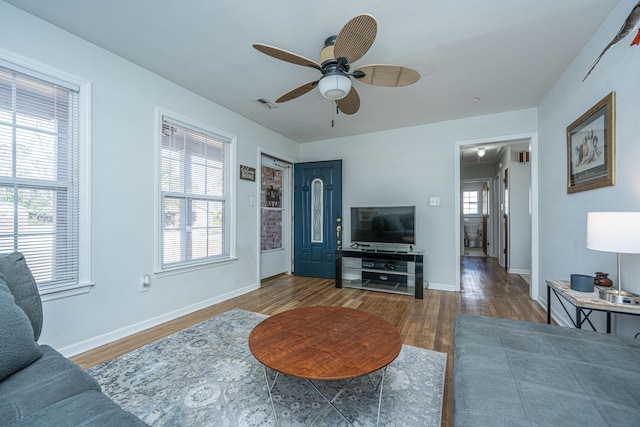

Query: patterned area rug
88;309;446;426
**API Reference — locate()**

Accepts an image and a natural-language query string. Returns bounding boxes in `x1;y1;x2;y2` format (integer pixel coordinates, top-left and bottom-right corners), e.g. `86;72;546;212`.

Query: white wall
300;109;537;290
0;2;299;354
538;0;640;335
507;144;531;274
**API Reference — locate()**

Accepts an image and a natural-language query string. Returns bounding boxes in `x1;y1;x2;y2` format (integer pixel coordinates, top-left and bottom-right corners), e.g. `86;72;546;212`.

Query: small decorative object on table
570;274;594;292
594;272;613;287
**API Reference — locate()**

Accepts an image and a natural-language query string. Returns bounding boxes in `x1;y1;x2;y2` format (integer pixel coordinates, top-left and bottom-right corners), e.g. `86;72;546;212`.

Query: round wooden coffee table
248;306;402;425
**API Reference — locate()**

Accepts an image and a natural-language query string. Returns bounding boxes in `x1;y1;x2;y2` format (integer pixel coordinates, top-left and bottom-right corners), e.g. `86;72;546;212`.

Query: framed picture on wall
566;91;615;194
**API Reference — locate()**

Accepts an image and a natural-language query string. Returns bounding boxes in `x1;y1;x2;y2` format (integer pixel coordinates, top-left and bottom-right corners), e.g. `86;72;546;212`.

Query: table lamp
586;212;640;304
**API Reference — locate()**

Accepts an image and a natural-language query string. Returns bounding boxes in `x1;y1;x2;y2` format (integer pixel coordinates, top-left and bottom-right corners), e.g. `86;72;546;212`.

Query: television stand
335;248;424;299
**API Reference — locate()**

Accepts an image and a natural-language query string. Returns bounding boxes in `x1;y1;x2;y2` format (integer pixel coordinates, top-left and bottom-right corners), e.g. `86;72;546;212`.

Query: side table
546;279;640;333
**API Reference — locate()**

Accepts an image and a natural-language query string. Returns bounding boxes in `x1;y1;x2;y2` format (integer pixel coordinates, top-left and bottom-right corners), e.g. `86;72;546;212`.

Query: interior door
259;155;291;281
503;168;509;272
293;160;342;278
482;181;489;254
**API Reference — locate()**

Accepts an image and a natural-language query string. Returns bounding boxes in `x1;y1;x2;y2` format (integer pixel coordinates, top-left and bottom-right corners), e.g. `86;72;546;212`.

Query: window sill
39;281;94;302
155;257;238;278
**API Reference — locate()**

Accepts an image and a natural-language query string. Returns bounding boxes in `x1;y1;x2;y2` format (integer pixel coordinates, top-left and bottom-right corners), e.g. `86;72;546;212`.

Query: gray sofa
453;314;640;426
0;252;146;426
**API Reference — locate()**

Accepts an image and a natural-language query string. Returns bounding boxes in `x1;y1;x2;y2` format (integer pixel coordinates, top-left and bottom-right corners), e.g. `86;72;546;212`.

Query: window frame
0;53;92;301
155;108;236;276
462;190;479;215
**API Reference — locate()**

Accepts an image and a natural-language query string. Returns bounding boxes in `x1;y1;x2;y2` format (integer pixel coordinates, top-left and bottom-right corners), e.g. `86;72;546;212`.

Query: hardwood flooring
71;256;548;426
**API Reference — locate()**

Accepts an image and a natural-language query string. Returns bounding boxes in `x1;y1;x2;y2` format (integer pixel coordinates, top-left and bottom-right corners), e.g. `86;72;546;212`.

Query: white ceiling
5;0;620;143
461;145;506;168
460;139;530;168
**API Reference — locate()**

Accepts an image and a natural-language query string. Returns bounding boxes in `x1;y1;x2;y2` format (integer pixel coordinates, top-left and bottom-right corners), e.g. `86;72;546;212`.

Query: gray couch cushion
0;277;42;382
453;314;640;426
0;345;101;425
6;390;148;426
0;252;43;340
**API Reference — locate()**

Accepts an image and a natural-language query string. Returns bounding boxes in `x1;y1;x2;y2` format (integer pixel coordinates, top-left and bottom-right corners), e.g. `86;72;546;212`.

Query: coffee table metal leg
262;366;279;424
262;366;389;426
375;367;387;427
307;377;355;426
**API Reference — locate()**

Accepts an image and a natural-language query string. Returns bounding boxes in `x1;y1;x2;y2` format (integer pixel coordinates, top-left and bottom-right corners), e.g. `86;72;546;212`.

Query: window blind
0;65;80;288
160;117;232;268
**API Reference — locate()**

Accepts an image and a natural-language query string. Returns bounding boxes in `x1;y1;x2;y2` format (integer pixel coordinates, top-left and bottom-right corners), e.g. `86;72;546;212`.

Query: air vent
255;98;277;109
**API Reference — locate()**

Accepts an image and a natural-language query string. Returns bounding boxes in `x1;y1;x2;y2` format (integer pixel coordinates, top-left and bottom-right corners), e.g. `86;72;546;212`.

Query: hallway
460;255;543;321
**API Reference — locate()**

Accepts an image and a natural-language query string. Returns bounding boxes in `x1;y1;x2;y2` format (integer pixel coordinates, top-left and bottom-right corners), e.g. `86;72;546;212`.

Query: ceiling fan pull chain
331;102;337;128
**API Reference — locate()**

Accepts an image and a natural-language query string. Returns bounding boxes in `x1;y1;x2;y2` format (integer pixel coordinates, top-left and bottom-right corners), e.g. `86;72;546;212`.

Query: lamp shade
318;74;351;100
586;212;640;254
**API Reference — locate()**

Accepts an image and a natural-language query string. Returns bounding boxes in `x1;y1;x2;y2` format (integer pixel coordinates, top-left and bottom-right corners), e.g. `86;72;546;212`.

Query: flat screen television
350;206;416;245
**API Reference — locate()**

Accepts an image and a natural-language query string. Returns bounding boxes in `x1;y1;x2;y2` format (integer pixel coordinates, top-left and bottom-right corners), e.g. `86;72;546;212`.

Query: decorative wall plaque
240;165;256;181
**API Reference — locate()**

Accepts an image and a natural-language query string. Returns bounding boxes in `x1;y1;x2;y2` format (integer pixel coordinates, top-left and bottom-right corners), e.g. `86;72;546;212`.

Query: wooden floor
72;256;548;426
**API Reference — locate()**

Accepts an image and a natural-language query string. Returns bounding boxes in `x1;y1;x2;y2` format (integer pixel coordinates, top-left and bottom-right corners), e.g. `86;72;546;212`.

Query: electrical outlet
139;274;151;292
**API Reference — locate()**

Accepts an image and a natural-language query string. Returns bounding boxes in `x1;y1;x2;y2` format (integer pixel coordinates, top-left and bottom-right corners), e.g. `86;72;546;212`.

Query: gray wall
538;0;640;335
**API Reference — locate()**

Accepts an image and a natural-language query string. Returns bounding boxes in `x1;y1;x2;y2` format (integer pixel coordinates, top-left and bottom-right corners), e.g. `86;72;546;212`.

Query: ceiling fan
253;13;420;115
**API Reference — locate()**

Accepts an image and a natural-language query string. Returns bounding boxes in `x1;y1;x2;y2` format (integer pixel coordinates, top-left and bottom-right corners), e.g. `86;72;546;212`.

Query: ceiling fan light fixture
318;74;351;100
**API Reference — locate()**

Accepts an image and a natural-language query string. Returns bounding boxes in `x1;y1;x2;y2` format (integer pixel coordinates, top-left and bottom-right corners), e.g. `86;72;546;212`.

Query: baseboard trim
508;268;531;275
58;282;260;358
536;298;572;328
550;307;573;328
426;282;456;292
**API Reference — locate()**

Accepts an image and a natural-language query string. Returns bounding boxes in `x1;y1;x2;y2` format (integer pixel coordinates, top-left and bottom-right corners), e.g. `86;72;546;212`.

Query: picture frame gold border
566;91;615;194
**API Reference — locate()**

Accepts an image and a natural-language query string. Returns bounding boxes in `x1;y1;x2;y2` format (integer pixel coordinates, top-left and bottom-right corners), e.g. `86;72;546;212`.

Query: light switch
429;196;440;207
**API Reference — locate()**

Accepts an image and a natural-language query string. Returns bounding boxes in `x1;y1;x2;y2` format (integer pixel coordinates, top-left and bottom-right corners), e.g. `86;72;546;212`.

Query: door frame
256;148;296;285
454;132;539;300
481;181;489;254
503;167;509;272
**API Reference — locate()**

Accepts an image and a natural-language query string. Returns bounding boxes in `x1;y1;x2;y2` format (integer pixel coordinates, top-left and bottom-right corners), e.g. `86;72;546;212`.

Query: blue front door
293;160;342;278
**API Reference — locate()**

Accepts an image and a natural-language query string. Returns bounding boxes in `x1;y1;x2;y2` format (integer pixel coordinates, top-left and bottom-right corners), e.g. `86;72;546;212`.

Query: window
462;191;479;215
311;178;323;243
160;116;233;269
0;63;82;291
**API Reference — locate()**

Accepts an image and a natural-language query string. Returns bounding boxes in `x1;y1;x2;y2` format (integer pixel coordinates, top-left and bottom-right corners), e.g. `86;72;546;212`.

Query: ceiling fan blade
336;87;360;115
253;43;321;70
276;80;319;103
334;14;377;64
354;65;420;87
